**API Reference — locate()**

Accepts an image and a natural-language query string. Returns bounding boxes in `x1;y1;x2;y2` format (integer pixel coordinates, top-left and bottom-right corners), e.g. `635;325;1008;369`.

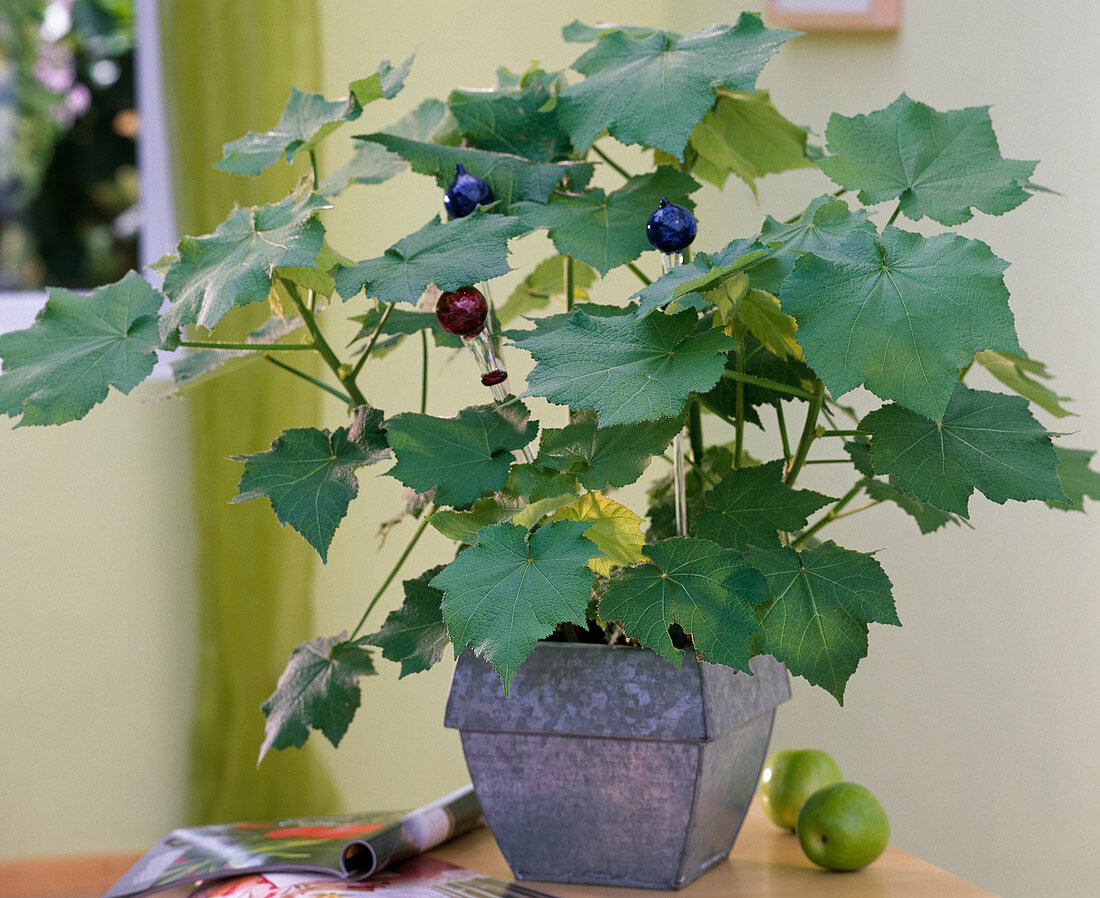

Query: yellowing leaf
550;491;645;576
708;277;802;360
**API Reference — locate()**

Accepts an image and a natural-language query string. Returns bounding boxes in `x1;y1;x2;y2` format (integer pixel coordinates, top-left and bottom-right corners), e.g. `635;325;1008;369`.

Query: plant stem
685;452;718;487
734;339;745;469
805;458;855;464
821;429;862;437
281;280;367;407
776;404;792;464
784;380;825;487
591;143;632;180
627;262;652;286
179;340;316;351
885;203;902;227
420;330;429;414
687;399;704;465
722;369;816;400
565;255;575;312
351;302;395;381
309;148;320;188
792;482;865;548
696;396;737;430
264;354;353;404
349;506;437;640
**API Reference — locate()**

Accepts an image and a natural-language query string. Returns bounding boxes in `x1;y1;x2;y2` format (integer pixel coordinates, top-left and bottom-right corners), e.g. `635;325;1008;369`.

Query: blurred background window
0;0;138;291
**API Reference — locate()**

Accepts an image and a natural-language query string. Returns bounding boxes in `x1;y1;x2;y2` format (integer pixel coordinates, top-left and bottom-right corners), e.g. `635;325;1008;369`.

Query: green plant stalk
264;354;353;404
687;399;704;465
591;142;632;180
627;262;653;286
784;380;825;487
179;340;316;351
734;339;746;468
349;505;438;640
821;429;862;437
420;329;429;414
280;279;368;407
565;255;575;312
792;482;868;548
722;369;816;400
309;148;320;188
697;395;737;430
776;404;792;464
351;302;395;381
885;202;902;227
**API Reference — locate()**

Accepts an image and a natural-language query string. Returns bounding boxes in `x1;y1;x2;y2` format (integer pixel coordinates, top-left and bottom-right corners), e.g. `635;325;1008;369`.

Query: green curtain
159;0;343;823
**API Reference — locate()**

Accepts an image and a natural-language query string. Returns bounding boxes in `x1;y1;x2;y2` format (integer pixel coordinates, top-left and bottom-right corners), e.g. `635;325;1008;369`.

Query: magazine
103;786;484;898
190;856;558;898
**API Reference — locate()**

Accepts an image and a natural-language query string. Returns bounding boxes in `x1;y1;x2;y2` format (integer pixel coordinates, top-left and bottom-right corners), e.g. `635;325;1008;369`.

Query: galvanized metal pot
444;643;790;889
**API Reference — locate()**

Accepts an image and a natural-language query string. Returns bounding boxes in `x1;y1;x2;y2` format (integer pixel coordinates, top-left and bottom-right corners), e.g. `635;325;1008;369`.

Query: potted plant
1;13;1095;889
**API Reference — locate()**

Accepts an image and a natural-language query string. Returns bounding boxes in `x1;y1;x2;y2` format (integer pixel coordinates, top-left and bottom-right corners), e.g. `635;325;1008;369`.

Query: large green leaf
782;226;1021;421
501;300;636;343
858;384;1066;517
557;15;796;158
216;88;362;177
364;566;449;677
0;272;163;426
432;520;596;689
360;133;593;209
386;402;538;507
334;209;527;304
863;477;962;535
818;94;1038;226
318;139;407;197
216;55;413;178
537;409;684;489
562;21;668;43
516;307;736;426
750;542;898;703
600;537;765;669
761;194;877;257
259;633;376;761
973;349;1074;419
681;89;811;190
233;405;390;560
1046;447;1100;512
448;67;573;163
513;167;699;276
383;97;460;145
496;256;598;326
160;193;328;340
696;460;833;550
632;255;715;316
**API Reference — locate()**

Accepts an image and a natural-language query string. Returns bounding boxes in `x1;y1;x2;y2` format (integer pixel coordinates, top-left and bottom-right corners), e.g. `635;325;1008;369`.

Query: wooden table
0;800;997;898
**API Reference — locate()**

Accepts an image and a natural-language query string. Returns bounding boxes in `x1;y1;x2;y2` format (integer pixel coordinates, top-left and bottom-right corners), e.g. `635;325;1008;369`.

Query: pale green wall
2;3;1097;898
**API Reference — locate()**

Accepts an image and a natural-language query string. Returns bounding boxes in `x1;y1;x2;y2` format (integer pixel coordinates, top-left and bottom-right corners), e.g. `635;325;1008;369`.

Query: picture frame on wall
765;0;900;31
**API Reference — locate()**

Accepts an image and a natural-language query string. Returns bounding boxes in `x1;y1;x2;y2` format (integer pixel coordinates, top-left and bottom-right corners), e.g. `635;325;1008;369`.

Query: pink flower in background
32;41;74;93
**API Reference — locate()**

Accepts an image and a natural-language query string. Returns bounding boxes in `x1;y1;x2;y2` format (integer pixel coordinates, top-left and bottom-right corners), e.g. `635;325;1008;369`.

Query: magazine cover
191;856;559;898
103;786;483;898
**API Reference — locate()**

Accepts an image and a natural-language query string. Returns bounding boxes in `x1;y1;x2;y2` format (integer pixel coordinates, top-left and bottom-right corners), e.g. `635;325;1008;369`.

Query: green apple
795;782;890;871
759;748;843;830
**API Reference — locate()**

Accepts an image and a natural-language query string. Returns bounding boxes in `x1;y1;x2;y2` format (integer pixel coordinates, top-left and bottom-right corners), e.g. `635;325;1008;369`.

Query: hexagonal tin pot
444;643;790;889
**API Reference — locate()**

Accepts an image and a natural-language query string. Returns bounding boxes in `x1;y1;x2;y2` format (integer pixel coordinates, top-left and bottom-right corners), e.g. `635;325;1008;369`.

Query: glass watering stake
435;285;535;463
646;197;698;538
